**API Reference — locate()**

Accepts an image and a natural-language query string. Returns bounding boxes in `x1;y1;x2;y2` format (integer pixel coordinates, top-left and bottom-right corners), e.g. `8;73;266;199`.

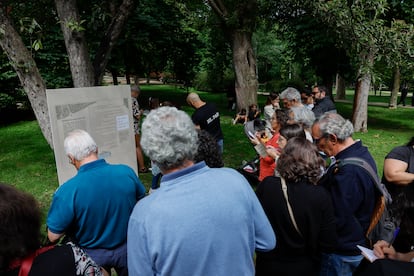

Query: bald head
186;92;204;109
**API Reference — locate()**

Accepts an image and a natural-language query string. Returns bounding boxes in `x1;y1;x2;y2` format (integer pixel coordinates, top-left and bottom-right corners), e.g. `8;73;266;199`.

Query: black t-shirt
191;102;223;141
382;145;414;252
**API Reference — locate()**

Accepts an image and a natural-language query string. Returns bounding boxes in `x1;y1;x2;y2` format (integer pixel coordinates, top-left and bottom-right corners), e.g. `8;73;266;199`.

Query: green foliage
35;26;73;88
0;53;21;109
0;93;15;111
109;0;202;83
262;77;306;93
17;17;43;52
65;19;86;32
309;0;414;96
254;23;292;84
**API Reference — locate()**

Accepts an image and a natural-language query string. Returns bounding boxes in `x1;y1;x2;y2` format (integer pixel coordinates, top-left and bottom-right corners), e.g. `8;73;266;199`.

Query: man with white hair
47;129;146;276
127;106;276;276
312;113;376;276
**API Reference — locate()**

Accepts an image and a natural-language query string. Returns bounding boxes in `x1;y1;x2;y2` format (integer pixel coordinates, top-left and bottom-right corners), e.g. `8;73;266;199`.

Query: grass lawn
0;84;413;233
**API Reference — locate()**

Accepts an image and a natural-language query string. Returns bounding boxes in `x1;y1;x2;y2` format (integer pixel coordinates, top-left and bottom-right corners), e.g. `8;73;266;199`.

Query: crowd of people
1;84;413;276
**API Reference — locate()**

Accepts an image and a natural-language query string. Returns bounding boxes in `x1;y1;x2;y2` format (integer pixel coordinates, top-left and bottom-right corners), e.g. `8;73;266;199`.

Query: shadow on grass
336;103;414;133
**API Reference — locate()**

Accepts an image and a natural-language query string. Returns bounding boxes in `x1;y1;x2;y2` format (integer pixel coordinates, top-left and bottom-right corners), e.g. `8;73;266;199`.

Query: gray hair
141;106;198;171
290;106;315;129
64;129;98;161
280;87;301;102
316;113;354;141
131;84;140;92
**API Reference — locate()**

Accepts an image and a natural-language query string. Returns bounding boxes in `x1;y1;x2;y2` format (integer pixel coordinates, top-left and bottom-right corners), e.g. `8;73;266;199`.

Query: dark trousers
84;242;128;276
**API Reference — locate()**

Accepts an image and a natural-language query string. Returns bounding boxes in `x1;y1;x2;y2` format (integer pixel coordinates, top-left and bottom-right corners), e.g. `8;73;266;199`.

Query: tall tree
0;0;137;146
55;0;135;87
54;0;94;87
91;0;135;85
379;1;414;108
312;0;389;132
207;0;259;109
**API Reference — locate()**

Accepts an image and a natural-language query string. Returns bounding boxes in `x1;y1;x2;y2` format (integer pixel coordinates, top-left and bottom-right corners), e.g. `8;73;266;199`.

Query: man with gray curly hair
311;113;377;275
127;106;276;276
279;87;304;109
289;106;315;142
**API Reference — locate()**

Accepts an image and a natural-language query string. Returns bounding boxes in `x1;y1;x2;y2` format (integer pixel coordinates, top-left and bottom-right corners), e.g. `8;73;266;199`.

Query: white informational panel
46;85;138;185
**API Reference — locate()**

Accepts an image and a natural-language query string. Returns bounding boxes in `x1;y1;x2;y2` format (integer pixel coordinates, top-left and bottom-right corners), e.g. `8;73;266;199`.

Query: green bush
263;78;305;93
193;71;209;91
194;69;235;93
0;93;16;111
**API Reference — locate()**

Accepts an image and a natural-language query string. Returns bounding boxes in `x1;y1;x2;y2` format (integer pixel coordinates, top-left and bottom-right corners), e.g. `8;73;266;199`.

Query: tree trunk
352;49;376;132
207;0;258;110
232;30;258;110
352;70;372;133
0;9;53;147
55;0;94;87
389;65;400;108
335;73;346;100
92;0;135;85
110;69;119;85
352;72;370;132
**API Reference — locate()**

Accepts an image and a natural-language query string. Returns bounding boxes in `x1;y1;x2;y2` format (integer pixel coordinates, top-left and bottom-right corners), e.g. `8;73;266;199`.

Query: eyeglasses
313;133;328;145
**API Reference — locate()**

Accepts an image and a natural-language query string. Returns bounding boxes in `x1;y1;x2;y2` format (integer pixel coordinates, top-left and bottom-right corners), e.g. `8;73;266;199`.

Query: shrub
0;93;16;111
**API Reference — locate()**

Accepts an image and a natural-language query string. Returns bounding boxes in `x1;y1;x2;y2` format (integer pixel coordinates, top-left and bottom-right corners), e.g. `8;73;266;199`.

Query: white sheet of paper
357;245;378;263
254;143;268;157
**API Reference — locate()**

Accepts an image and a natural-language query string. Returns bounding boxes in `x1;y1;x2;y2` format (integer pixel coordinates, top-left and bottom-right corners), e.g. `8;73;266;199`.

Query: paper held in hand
254;143;268;158
357;245;378;263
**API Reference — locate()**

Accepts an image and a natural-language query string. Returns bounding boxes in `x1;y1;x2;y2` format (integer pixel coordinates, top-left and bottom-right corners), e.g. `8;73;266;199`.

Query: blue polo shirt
47;159;146;248
127;162;276;275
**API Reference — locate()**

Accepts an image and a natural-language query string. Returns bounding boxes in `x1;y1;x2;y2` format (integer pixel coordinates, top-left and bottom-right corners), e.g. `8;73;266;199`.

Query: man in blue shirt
47;129;146;276
128;106;276;276
312;113;376;276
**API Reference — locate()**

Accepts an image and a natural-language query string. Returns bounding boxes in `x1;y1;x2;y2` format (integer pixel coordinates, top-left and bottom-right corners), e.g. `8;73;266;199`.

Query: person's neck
162;160;195;175
335;137;355;155
193;101;206;109
77;154;99;169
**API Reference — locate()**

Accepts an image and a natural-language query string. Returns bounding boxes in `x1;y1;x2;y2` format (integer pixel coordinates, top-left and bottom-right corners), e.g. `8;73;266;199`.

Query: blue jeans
320;253;363;276
217;139;224;154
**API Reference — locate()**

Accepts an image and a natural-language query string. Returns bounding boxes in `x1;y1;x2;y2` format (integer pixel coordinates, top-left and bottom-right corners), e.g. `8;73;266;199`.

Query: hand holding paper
357;245;378;263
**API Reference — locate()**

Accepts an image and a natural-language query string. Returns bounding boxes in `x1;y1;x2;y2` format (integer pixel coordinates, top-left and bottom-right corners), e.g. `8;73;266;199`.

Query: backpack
334;157;397;247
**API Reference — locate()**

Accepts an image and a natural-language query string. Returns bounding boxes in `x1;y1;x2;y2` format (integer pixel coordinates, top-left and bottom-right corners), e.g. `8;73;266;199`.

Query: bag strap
19;245;55;276
281;177;303;237
335;157;392;204
335;157;396;242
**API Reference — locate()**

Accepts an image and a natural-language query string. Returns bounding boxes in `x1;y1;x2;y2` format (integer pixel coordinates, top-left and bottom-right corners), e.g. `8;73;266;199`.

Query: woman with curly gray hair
255;137;337;276
129;106;276;275
141;106;199;172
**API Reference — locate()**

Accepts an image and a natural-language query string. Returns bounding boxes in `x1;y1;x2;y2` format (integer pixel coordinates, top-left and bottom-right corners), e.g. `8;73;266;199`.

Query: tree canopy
0;0;413;142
